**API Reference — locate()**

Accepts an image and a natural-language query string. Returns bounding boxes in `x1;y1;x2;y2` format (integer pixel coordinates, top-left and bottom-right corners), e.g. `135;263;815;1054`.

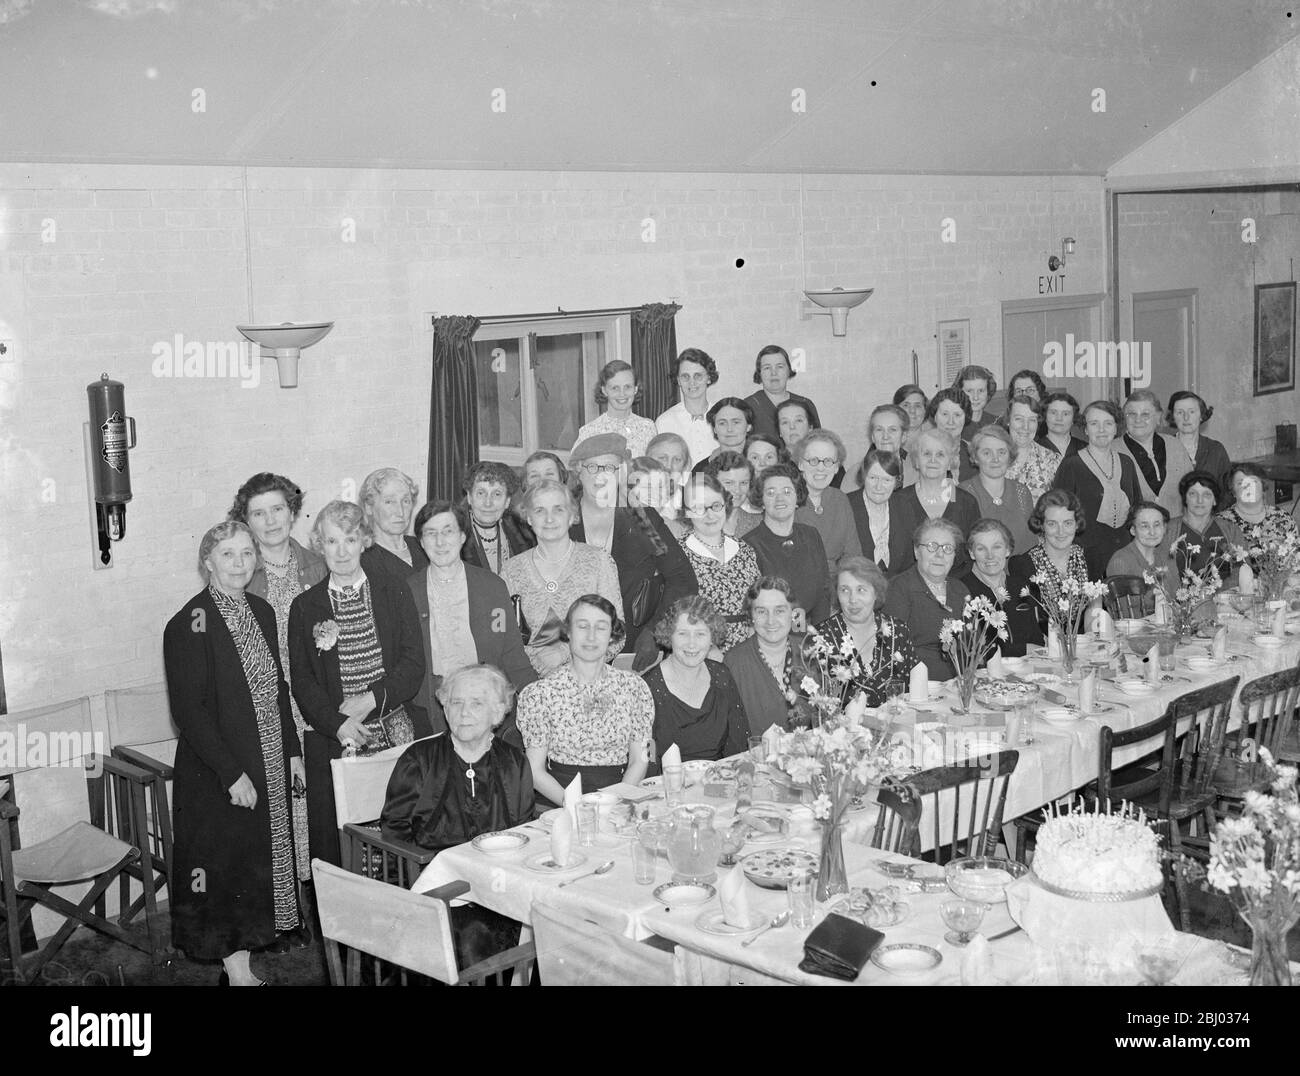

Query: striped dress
331;581;386;699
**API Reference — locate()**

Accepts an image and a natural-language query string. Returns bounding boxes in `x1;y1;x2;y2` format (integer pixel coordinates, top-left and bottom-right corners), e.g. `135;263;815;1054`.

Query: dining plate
1254;634;1285;647
653;881;715;908
1185;656;1226;672
1021;672;1064;688
828;887;911;929
740;848;818;890
524;850;587;874
1114;680;1157;696
870;943;942;975
694;908;767;936
1039;707;1081;723
470;831;529;855
735;804;789;843
536;807;568;831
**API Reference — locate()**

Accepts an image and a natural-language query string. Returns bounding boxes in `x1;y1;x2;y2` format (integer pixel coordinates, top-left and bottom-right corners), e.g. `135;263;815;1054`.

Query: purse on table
797;913;884;982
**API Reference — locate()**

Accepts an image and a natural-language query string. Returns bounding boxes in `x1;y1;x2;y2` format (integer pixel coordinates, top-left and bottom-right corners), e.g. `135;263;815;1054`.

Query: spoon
742;910;791;947
555;860;615;888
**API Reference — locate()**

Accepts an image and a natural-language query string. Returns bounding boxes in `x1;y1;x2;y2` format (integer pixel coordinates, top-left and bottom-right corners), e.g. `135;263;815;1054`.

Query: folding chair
530;900;677;986
905;749;1019;864
105;683;177;929
0;698;165;984
312;858;534;986
330;739;436;888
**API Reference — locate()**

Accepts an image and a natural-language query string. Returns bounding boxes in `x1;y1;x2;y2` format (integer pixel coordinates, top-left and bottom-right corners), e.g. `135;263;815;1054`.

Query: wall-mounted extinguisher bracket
85;373;136;569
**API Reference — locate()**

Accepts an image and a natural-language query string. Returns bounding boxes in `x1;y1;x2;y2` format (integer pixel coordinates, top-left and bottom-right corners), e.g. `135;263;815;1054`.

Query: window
472;313;631;466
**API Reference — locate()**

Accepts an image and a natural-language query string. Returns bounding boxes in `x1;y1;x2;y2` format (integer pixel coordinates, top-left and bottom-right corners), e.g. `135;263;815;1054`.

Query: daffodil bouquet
1230;534;1300;603
939;594;1009;712
1021;575;1108;671
1145;537;1223;637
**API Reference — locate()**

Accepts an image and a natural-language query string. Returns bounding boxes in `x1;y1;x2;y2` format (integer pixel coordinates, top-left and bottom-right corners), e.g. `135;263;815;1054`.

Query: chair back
330;739;432;829
904;749;1019;864
1169;677;1240;804
0;698;98;843
1097;708;1177;811
530;900;677;986
312;858;460;985
105;684;178;768
1239;667;1300;763
869;785;922;856
1105;575;1149;620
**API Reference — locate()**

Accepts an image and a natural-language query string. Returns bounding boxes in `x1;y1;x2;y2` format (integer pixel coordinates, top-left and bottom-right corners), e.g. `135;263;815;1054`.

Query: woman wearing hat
569;432;697;670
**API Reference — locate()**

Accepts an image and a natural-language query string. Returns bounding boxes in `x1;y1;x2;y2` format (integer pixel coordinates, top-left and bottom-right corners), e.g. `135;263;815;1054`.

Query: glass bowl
944;856;1029;903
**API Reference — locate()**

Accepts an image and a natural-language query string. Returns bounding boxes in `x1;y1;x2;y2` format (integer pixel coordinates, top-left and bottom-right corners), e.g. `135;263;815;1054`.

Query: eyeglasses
678;373;709;384
919;542;956;555
579;462;621;475
690;502;727;515
802;456;837;469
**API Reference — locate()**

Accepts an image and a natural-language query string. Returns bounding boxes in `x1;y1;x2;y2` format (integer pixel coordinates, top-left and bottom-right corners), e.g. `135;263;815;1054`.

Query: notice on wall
937;319;970;386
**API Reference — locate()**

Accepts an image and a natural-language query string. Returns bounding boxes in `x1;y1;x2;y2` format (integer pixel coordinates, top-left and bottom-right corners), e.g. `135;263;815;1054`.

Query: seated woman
522;450;568;490
680;473;760;650
577;359;657;457
1004;394;1060;502
358;467;430;583
957;518;1042;657
516;595;653;805
953;364;999;438
703;451;759;539
1167;391;1231;494
501;480;622;675
806;558;917;706
849;448;911;572
724;576;816;735
693;396;754;473
959;424;1035;556
887;429;980;576
1219;462;1300;550
380;663;533;967
1037;391;1087;459
793;428;862;583
1010;489;1096;637
1106;501;1177;615
643;596;750;765
742;462;832;628
924;388;977;481
1171;470;1237;582
881;519;971;680
460;461;535;576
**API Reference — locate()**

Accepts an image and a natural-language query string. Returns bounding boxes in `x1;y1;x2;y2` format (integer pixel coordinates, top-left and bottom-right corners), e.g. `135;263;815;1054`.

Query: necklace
982;477;1005;506
694;532;725;556
921;576;948;608
533;542;575;593
1086;446;1115;481
808;493;823;515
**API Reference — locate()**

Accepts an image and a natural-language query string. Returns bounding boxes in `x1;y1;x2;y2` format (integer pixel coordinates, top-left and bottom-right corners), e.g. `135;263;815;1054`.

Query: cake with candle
1032;805;1162;896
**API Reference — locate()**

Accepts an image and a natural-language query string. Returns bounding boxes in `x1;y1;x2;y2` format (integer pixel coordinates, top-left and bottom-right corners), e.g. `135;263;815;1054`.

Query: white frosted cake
1032;807;1162;895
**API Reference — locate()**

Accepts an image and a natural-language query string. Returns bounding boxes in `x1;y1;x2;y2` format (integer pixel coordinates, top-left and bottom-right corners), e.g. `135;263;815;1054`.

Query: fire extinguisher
87;373;136;564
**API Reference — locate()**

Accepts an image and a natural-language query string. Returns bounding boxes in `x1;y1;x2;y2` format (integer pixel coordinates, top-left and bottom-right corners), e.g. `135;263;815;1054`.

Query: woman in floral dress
679;473;759;650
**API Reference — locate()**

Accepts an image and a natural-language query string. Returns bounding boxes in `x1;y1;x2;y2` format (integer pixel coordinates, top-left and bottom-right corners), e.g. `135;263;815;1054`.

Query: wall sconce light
1048;237;1076;273
801;287;874;337
236;321;335;387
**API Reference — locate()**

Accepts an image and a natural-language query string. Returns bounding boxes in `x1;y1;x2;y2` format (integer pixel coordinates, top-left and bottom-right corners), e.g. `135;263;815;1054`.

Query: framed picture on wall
1254;282;1296;396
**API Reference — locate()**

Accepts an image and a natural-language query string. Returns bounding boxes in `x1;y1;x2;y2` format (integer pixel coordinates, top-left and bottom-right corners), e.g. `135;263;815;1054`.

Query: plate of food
470;831;529;856
740;848;819;890
973;679;1039;710
733;804;789;843
829;886;911;929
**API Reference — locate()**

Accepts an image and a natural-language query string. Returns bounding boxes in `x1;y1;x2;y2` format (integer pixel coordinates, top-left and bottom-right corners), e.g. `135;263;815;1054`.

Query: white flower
811;793;834;820
800;675;820;696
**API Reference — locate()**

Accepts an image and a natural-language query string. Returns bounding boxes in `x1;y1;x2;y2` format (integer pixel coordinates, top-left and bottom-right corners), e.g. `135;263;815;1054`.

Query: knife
986;925;1023;942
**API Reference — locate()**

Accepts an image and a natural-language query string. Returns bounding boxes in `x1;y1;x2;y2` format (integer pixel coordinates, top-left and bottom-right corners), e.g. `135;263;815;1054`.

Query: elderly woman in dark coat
358;467;430;583
163;521;304;985
460;460;536;576
288;500;426;867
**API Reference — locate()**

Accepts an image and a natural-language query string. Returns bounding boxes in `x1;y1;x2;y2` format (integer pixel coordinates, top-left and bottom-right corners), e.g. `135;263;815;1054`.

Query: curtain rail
429;306;647;327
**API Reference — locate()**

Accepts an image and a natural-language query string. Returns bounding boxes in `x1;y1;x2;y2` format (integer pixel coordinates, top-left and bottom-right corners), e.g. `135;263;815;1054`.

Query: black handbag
798;913;884;981
355;689;415;757
629;569;664;629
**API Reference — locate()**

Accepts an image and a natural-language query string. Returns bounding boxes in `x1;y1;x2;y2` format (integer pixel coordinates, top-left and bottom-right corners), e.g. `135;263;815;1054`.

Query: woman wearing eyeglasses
793;429;861;584
655;348;719;468
679;473;760;650
568;434;697;670
881;518;971;680
886;429;980;577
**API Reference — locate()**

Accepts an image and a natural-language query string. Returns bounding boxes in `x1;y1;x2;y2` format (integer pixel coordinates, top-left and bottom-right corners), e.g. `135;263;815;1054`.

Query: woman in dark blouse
1037;391;1088;459
881;518;971;680
887;429;980;577
957;518;1042;657
742;462;832;628
358;467;430;583
723;576;815;735
643;596;750;765
1167;391;1231;494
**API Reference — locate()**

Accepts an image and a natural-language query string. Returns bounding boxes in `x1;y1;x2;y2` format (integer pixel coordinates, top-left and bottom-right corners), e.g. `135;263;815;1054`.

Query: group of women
162;345;1289;982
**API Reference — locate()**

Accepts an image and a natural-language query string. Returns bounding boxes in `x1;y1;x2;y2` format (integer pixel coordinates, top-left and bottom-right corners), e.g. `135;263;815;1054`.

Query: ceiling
0;0;1295;174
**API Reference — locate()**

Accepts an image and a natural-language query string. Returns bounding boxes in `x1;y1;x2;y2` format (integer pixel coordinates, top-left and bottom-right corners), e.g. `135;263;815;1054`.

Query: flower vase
954;662;978;714
1056;626;1077;682
1261;571;1288;606
816;818;849;902
1244;909;1297;987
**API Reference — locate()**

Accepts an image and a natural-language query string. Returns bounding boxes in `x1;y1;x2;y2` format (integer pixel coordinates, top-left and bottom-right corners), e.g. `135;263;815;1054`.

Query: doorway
1001;293;1112;408
1132;289;1196;408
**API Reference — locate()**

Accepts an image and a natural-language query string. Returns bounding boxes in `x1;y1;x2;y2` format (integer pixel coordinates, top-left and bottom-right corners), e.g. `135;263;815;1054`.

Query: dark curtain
428;315;482;503
630;302;680;421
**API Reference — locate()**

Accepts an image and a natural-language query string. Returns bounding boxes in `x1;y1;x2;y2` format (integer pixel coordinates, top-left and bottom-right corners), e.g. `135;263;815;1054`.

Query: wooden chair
1;698;166;984
869;785;922;856
311;858;534;986
330;739;436;888
904;749;1019;865
104;684;177;931
1105;575;1150;619
531;901;677;986
1211;667;1300;802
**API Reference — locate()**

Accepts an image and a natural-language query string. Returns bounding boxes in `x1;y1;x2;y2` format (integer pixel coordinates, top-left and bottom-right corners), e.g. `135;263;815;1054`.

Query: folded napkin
551;809;574;867
1211;626;1228;662
661;742;682;770
1271;601;1287;638
1152;591;1169;625
762;723;782;761
1078;668;1097;714
987;649;1006;680
1091;608;1114;639
1239;563;1255;596
1146;653;1162;685
718;864;752;928
798;913;883;981
908;662;929;703
564;774;583;826
1046;630;1062;662
960;933;994;986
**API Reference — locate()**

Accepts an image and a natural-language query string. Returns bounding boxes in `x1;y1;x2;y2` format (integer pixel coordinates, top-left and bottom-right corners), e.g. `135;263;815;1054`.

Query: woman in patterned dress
516;595;654;805
723;576;817;734
1010;489;1098;637
1004;394;1060;502
163;522;303;985
229;473;325;913
1219;462;1300;551
576;360;658;458
679;473;760;650
806;558;917;707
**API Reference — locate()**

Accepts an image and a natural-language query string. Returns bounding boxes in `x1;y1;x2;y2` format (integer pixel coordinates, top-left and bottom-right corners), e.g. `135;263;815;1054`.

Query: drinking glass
787;869;815;928
940;899;986;945
1135;939;1186;986
882;678;908;718
748;736;766;764
577;803;600;847
1157;635;1177;672
632;841;657;885
663;765;685;807
1013;701;1034;746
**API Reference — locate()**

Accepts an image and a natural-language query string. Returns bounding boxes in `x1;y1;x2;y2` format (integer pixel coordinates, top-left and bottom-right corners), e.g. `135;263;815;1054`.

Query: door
1002;293;1111;410
1132;290;1196;408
